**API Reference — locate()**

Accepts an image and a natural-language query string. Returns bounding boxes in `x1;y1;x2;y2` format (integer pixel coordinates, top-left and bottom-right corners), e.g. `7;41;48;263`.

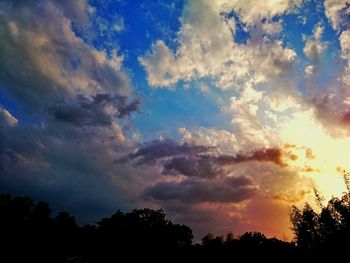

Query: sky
1;0;350;241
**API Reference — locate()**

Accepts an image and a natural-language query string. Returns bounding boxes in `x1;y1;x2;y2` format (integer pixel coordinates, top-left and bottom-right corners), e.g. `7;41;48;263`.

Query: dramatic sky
1;0;350;240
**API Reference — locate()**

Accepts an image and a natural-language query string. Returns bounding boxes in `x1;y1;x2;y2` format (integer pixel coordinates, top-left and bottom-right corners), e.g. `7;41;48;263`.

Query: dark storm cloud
144;176;257;203
162;156;225;178
309;89;350;135
0;114;150;224
0;0;144;224
52;94;140;127
163;148;285;177
0;0;130;114
120;139;211;165
3;0;88;24
342;112;350;123
53;0;89;26
120;139;286;178
214;148;286;167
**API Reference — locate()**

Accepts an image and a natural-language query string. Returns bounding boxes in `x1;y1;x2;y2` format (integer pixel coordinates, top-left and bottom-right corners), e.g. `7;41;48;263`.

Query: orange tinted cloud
284;143;296;148
216;147;286;167
301;166;320;173
272;190;309;203
342;112;350;124
306;148;316;159
290;154;298;161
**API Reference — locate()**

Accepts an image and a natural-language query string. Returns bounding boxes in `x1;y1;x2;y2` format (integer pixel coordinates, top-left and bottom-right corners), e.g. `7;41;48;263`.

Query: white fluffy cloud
340;30;350;61
303;24;326;61
219;0;302;25
324;0;350;31
179;127;238;155
324;0;350;85
140;0;297;89
339;30;350;84
0;107;18;127
304;65;315;76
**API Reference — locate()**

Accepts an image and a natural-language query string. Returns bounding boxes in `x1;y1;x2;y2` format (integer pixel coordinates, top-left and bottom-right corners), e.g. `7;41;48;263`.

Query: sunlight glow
280;110;348;200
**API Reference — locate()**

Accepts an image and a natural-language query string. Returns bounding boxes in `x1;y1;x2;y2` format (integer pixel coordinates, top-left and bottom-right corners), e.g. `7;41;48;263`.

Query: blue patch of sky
262;15;284;42
73;0;185;95
221;11;250;44
3;0;347;140
83;0;184;64
282;0;343;93
85;0;342;141
0;88;40;125
82;0;233;141
0;88;18;117
133;80;233;141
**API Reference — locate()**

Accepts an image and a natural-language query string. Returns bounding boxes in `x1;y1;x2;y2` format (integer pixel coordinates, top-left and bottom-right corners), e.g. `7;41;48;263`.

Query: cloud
306;148;316;160
172;122;314;210
301;166;319;173
340;29;350;61
118;136;305;238
324;0;350;85
221;0;302;26
339;29;350;85
262;21;283;35
161;147;286;179
309;88;350;135
162;156;225;178
116;136;302;240
2;0;89;26
121;137;289;183
179;127;239;155
215;148;286;167
113;15;125;33
0;107;18;127
121;139;211;165
303;24;325;61
227;84;305;152
0;110;160;223
145;176;257;203
144;157;307;240
139;41;180;87
324;0;350;31
301;18;350;136
0;0;143;224
304;65;315;76
52;93;140;127
139;0;297;89
0;0;130;114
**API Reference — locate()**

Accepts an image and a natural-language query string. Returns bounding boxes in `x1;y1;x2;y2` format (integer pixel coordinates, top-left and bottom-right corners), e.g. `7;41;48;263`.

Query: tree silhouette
290;174;350;259
3;180;350;262
93;208;193;261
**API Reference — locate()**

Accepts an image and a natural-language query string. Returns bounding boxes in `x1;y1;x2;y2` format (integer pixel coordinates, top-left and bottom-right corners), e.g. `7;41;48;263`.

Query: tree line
2;174;350;262
290;172;350;259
